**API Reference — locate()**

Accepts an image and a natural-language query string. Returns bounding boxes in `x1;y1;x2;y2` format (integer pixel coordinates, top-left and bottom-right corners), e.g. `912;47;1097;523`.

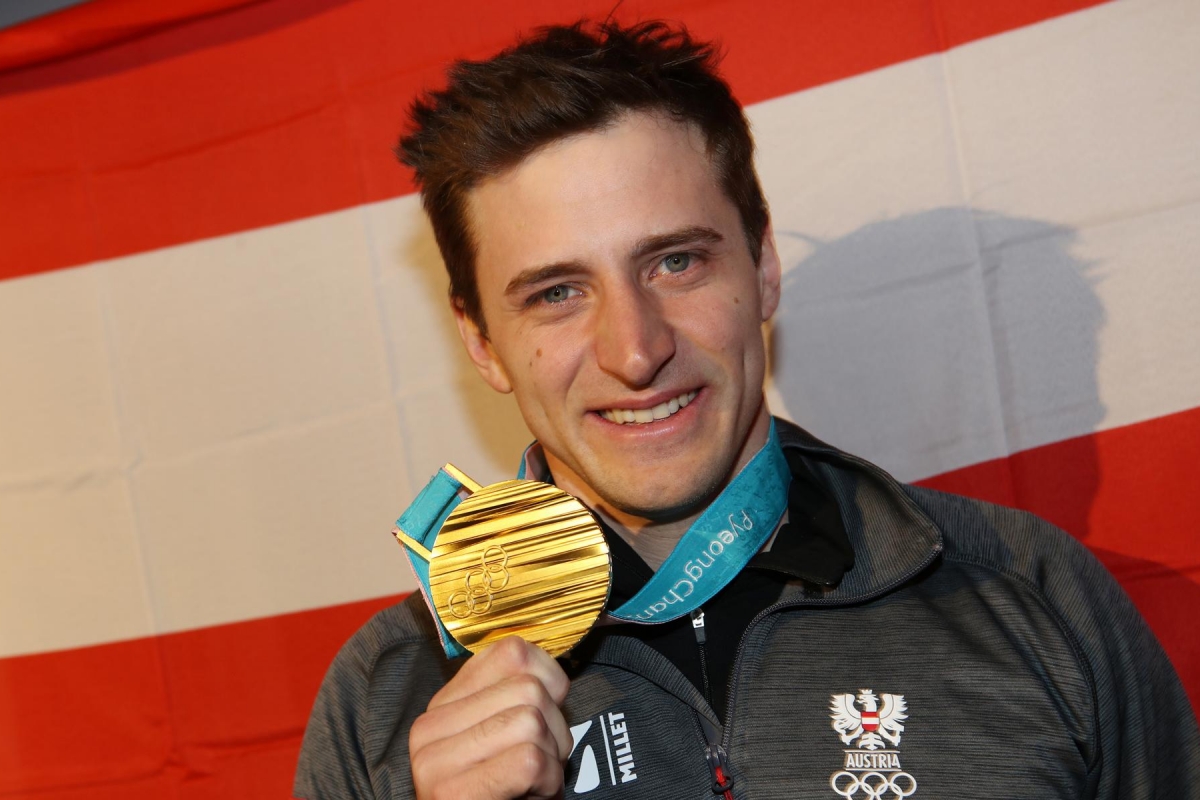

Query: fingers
410;673;572;762
416;743;565;800
430;636;569;707
412;702;567;783
409;637;572;800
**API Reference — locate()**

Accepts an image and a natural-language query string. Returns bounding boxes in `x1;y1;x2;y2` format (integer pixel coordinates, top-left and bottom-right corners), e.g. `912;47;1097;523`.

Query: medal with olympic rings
394;465;611;658
392;425;787;658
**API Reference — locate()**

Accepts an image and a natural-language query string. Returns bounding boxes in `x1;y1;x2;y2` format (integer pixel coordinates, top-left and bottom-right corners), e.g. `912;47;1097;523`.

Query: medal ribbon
394;469;472;658
396;419;789;655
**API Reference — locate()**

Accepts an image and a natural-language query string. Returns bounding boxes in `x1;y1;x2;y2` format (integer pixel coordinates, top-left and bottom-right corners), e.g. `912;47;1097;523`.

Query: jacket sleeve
293;638;378;800
293;599;451;800
1030;515;1200;797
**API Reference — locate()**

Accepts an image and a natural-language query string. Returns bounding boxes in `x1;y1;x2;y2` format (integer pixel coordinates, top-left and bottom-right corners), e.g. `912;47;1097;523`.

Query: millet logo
567;711;637;794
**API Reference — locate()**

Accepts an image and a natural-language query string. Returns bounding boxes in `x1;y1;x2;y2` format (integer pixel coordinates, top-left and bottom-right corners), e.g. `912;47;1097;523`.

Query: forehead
465;112;735;285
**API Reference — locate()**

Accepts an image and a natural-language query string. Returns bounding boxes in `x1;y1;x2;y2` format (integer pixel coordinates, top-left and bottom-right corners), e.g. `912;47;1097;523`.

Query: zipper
691;609;733;798
705;742;735;800
693;707;734;800
691;609;713;708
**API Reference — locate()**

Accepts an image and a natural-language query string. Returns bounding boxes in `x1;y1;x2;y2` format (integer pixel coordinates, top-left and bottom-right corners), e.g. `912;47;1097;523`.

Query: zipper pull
691;609;707;644
704;743;734;799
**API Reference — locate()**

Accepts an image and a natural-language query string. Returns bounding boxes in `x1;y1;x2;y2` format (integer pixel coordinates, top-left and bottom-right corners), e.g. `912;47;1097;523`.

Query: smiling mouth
599;390;698;425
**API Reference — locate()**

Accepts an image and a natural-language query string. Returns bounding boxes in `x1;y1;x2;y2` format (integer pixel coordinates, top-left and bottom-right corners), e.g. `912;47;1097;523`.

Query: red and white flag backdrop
1;0;1197;796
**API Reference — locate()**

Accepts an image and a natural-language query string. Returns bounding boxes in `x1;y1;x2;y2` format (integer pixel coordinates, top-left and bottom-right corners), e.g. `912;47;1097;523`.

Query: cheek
678;293;761;357
510;330;584;406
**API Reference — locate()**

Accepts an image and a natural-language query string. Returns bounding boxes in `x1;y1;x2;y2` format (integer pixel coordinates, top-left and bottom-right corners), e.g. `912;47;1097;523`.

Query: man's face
455;112;781;520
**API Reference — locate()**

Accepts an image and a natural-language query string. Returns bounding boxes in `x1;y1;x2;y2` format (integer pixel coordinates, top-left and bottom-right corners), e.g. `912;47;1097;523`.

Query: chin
592;465;727;520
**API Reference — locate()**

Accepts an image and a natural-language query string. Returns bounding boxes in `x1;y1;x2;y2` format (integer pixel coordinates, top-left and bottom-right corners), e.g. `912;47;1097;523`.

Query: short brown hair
397;19;769;333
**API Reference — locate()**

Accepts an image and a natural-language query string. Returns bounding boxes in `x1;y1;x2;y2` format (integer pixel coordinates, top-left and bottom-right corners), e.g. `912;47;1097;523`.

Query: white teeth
602;391;697;425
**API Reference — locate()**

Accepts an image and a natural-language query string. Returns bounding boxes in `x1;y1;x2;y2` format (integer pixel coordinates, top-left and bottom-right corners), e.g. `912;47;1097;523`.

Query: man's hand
409;637;572;799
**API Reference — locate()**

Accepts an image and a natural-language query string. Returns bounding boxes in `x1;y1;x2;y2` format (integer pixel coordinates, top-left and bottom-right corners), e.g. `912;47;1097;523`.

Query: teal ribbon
396;419;789;656
395;470;469;658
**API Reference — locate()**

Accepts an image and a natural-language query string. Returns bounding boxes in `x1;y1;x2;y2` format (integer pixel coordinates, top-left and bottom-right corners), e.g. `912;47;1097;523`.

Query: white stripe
2;0;1198;655
762;0;1200;480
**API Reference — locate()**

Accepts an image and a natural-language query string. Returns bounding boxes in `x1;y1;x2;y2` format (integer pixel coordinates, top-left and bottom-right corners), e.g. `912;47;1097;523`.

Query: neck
596;506;693;571
571;404;774;571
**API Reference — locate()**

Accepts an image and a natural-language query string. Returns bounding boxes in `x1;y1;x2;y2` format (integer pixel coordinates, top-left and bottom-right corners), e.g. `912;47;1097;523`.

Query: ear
757;220;783;321
452;301;513;394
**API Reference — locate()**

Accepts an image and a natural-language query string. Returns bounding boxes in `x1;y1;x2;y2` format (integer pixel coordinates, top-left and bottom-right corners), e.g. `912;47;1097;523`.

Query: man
296;20;1199;799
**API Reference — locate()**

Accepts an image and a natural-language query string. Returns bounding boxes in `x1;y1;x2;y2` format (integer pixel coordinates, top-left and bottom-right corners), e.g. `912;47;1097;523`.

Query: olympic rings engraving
447;546;510;619
830;770;917;799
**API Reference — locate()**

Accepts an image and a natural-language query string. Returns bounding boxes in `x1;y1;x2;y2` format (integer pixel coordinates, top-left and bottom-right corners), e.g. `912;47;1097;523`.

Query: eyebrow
503;225;726;298
504;262;587;299
631;225;724;259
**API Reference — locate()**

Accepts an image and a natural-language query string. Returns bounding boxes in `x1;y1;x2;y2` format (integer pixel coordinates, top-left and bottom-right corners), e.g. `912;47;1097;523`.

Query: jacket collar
773;417;943;603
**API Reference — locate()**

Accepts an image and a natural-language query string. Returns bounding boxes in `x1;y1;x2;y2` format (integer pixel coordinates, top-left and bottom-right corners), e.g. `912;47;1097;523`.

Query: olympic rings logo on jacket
830;770;916;800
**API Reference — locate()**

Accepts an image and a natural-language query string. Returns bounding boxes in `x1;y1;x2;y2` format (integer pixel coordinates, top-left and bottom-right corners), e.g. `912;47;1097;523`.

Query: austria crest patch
828;689;916;798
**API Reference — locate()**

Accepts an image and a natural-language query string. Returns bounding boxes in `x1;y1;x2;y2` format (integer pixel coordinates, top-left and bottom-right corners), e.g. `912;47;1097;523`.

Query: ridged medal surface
429;480;610;657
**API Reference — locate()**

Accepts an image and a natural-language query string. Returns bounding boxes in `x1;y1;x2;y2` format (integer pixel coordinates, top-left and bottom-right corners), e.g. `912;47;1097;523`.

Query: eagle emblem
830;689;907;750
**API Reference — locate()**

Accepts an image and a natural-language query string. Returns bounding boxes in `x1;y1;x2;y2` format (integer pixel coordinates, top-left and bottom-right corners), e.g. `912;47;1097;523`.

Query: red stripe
3;405;1197;798
917;406;1200;569
0;593;402;798
0;0;1107;282
0;0;261;74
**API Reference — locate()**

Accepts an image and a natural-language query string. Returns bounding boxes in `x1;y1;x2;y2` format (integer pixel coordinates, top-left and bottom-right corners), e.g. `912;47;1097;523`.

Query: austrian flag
1;0;1198;798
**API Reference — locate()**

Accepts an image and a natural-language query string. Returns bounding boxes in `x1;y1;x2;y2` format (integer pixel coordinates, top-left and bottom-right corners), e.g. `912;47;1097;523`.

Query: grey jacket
295;421;1200;798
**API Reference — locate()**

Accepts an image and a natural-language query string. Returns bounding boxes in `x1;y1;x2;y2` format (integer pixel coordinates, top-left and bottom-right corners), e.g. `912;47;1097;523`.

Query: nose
593;282;676;387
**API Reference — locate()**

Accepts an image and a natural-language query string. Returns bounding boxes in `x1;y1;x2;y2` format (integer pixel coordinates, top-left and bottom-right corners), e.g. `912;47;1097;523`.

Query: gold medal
394;465;610;658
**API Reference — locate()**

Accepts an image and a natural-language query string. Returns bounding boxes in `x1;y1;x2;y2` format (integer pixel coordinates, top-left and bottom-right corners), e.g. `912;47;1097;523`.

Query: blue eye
540;285;577;304
660;253;692;273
